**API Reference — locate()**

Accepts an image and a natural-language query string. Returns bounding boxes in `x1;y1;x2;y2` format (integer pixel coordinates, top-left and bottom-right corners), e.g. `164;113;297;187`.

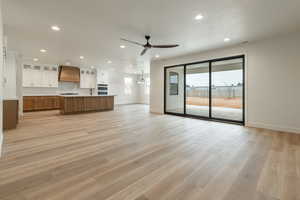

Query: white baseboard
150;111;164;115
149;106;164;114
246;122;300;134
150;109;163;115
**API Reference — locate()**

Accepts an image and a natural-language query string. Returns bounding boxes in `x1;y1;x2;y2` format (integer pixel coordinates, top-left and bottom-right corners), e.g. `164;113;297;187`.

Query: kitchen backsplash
23;82;95;96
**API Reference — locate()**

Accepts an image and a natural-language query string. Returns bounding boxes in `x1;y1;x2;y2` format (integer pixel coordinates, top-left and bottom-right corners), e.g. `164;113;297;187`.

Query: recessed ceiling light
51;25;61;31
107;60;112;64
79;56;84;60
33;58;39;62
224;38;231;42
120;45;126;49
91;66;95;69
155;54;160;58
66;62;71;65
40;49;47;53
195;14;204;20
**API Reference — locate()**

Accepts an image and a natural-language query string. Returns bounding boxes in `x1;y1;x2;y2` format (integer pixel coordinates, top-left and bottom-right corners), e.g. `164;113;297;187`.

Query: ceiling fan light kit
121;35;179;56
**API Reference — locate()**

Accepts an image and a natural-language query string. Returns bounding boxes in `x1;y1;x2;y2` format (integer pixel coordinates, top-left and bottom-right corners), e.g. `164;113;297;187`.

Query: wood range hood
58;66;80;83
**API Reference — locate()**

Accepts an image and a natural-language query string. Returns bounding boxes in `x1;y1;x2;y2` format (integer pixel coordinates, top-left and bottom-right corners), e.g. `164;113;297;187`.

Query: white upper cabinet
22;64;33;87
23;64;95;89
32;65;42;86
23;64;58;88
42;66;58;88
80;69;96;89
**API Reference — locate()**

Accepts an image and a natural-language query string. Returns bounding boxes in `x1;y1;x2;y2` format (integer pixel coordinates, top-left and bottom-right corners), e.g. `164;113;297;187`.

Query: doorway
164;55;245;124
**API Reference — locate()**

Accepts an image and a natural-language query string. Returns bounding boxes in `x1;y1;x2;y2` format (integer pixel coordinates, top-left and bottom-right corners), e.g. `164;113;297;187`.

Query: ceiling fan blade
121;38;144;46
152;44;179;48
140;48;148;56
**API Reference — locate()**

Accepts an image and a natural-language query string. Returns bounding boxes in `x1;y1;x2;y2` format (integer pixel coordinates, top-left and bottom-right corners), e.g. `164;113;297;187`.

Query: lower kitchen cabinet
3;99;19;130
23;96;60;112
60;96;114;114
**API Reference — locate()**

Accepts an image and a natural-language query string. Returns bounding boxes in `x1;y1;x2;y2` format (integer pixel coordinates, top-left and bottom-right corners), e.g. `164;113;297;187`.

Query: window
145;77;150;95
169;72;179;95
124;77;133;95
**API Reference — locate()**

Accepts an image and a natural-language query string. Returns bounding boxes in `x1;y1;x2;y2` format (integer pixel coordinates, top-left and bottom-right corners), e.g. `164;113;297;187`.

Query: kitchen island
59;95;115;114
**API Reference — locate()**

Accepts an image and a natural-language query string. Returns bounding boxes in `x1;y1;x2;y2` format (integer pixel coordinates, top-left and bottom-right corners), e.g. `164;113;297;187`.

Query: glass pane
186;62;210;117
165;66;184;114
211;58;243;121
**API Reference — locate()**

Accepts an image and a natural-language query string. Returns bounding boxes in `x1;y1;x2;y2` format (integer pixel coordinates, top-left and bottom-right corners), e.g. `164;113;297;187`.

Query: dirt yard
186;97;242;109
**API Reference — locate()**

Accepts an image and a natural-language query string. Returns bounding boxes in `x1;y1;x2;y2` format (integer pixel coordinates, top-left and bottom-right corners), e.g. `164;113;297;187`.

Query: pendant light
137;70;145;85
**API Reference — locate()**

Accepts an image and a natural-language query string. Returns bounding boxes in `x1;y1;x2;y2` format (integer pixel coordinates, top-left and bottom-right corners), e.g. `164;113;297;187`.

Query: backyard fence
186;86;243;98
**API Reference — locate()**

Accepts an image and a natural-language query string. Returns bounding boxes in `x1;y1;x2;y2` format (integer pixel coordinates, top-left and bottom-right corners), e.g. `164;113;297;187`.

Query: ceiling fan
121;35;179;56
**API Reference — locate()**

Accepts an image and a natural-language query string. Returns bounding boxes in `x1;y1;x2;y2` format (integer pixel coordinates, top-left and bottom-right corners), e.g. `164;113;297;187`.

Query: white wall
16;53;23;116
246;33;300;133
150;31;300;133
97;68;140;105
3;51;23;116
0;0;4;156
3;51;17;99
137;73;150;104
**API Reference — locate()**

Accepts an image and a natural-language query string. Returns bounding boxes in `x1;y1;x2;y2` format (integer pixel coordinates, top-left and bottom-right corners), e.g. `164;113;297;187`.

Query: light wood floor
0;104;299;200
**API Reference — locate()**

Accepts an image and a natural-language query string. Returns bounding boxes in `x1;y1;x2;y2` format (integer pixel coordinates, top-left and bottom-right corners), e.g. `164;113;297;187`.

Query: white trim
150;107;164;114
246;122;300;134
243;46;249;125
150;111;164;115
0;133;3;157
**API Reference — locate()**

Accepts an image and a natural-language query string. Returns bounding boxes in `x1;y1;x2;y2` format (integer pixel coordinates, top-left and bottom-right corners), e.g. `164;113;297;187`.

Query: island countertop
59;95;116;97
59;95;115;114
23;95;117;97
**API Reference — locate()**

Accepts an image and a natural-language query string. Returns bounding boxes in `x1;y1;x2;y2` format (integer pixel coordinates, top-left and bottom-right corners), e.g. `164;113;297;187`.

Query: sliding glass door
185;62;210;117
164;55;244;124
165;66;185;114
211;58;244;122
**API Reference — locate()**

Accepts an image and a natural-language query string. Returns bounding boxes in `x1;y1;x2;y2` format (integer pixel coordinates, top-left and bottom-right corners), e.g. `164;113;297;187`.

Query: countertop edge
23;95;117;97
59;95;117;97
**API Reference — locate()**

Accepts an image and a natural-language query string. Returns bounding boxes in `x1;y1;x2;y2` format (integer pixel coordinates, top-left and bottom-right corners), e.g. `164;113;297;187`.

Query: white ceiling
3;0;300;74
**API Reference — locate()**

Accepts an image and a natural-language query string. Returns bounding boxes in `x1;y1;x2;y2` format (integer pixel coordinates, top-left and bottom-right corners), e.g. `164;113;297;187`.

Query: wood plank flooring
0;104;299;200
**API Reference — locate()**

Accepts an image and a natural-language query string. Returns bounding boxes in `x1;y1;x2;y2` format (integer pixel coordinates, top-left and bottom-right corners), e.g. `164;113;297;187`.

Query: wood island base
59;95;115;114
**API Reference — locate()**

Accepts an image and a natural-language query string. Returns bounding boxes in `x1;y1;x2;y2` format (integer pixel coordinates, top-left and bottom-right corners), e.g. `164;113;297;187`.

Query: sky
186;70;243;87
